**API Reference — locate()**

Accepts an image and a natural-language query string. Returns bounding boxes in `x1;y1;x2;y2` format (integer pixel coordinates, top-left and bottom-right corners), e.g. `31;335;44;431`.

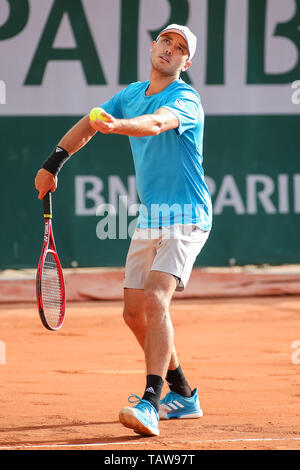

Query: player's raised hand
35;168;57;200
89;107;117;134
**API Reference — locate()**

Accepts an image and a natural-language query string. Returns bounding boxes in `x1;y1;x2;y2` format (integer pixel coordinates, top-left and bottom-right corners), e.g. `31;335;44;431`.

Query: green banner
1;114;299;269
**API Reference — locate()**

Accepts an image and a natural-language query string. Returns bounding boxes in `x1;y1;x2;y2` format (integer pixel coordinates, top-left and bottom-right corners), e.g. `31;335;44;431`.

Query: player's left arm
89;107;179;137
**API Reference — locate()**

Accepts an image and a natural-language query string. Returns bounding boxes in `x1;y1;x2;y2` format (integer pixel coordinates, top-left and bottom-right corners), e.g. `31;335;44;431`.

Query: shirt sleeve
100;89;126;119
161;92;202;135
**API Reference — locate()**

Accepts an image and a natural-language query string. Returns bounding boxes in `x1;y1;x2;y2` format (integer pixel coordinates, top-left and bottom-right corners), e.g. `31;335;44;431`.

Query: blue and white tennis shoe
159;388;203;419
119;395;160;436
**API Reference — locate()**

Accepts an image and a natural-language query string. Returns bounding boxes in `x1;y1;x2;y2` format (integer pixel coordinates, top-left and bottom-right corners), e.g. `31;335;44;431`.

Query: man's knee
123;289;146;327
123;305;137;327
144;271;176;314
143;287;173;325
144;287;166;312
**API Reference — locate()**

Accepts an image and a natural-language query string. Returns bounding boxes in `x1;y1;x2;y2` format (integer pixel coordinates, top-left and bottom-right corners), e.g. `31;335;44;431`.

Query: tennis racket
36;191;65;331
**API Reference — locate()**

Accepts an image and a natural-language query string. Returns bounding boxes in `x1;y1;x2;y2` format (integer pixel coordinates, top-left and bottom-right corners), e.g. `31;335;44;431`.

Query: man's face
150;32;191;76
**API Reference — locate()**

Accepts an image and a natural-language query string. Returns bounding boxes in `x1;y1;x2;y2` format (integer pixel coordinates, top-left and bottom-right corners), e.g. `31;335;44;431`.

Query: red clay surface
1;296;300;450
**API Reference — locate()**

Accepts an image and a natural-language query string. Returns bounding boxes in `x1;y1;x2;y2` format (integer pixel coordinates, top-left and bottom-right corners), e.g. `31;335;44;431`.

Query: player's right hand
35;168;57;200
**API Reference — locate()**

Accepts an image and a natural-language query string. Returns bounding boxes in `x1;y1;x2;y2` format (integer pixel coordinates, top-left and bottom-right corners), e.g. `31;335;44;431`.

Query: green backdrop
1;114;299;269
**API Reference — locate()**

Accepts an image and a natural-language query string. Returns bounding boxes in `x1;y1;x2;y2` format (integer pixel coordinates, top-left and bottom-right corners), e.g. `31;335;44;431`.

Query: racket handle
43;191;52;218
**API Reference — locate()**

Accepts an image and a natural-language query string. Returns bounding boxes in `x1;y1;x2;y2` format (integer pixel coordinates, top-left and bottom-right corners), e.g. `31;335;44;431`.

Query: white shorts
124;224;210;292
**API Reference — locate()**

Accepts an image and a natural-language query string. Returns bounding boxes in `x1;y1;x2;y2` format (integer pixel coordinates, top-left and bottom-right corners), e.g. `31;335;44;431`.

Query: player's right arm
35;115;96;200
35;88;125;200
57;114;97;155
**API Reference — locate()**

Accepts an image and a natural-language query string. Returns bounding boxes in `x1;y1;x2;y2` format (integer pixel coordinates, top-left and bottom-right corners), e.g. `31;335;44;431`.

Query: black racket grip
43;191;52;218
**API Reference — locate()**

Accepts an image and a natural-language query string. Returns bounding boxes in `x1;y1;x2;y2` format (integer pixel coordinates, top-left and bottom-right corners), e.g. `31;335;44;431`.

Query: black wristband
42;146;70;176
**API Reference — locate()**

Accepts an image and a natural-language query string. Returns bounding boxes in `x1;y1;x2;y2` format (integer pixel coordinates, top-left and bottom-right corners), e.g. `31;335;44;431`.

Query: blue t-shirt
101;79;212;231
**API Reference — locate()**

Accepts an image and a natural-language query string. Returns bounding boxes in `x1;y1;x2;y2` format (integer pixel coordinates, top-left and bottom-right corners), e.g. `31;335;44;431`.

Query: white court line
1;436;300;450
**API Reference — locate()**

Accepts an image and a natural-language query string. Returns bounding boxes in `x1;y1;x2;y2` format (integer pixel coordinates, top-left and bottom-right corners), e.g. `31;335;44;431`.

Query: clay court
0;268;300;451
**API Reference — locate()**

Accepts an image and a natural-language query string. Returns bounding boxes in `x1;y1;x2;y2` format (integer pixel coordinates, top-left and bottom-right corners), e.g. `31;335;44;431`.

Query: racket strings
41;251;64;329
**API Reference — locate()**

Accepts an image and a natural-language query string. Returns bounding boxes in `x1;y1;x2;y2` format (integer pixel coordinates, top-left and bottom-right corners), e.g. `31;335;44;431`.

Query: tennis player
35;24;212;437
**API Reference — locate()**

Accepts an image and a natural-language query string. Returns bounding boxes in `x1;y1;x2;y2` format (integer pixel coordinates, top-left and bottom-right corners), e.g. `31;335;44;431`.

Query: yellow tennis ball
89;107;107;122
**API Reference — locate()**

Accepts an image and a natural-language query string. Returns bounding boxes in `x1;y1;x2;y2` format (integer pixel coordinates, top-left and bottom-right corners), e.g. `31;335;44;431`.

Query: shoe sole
159;409;203;420
119;407;159;436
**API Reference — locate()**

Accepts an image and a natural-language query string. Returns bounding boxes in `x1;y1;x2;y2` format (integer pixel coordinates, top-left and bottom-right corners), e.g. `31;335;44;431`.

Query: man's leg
123;288;147;350
123;284;193;398
143;270;176;377
119;271;177;435
123;283;180;376
124;283;191;396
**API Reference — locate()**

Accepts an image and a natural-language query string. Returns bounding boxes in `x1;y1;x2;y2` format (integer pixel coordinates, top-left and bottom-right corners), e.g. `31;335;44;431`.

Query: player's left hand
89;110;118;134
